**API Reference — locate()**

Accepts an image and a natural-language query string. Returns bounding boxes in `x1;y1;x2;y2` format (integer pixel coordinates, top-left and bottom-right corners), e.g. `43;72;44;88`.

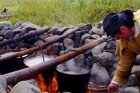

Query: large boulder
0;21;13;31
90;63;111;85
0;76;7;93
0;75;7;90
119;86;139;93
10;81;41;93
94;51;115;68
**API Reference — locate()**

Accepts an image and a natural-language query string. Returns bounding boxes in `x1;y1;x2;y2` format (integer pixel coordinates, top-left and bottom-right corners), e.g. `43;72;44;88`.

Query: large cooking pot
23;54;55;82
0;50;27;74
23;54;53;67
56;63;91;93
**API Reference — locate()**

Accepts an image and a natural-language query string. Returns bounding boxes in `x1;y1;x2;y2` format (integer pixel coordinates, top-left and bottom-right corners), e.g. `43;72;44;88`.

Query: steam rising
57;59;90;75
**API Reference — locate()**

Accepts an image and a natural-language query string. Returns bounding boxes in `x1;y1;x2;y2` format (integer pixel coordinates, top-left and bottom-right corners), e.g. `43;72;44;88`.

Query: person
102;9;140;92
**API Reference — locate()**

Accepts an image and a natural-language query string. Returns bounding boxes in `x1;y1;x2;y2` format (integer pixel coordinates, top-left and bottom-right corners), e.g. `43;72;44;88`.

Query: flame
36;74;47;92
36;72;59;93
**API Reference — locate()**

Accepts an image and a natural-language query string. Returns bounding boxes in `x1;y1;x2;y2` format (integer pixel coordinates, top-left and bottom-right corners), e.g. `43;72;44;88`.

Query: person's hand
107;82;119;92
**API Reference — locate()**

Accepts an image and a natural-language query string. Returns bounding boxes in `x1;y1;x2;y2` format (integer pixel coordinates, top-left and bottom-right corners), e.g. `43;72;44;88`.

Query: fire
36;72;59;93
35;70;99;93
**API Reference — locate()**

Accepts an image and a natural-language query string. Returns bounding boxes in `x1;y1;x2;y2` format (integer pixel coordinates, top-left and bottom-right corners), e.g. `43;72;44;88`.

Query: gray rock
0;21;13;31
53;26;70;35
84;55;95;68
47;43;60;55
44;35;57;42
25;79;38;87
67;33;74;40
90;63;111;85
0;75;7;90
78;23;92;31
74;31;82;48
1;29;15;39
113;62;118;69
16;22;41;34
90;27;104;36
84;38;95;44
0;36;4;41
0;84;7;93
128;74;139;86
131;65;140;74
90;42;107;56
59;50;66;55
63;38;74;49
135;54;140;65
22;23;41;33
95;51;115;67
119;86;139;93
91;34;100;39
91;46;102;56
106;40;117;49
34;40;44;46
81;33;92;41
10;81;41;93
48;23;63;34
97;20;103;29
13;28;22;34
59;43;65;51
14;21;24;29
105;40;117;53
82;39;92;57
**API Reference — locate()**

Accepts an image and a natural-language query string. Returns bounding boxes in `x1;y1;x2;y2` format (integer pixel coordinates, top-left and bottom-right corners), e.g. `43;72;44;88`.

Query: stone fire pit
0;21;139;93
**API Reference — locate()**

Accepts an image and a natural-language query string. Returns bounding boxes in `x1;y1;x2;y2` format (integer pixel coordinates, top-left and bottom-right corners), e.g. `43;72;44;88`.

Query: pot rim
23;54;53;67
56;64;91;75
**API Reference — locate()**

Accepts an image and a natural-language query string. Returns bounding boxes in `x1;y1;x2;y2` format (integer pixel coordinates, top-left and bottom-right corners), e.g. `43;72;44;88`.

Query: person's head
103;9;135;40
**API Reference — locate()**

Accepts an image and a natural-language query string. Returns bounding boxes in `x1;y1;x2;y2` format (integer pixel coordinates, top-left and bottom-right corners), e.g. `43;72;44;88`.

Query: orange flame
36;72;59;93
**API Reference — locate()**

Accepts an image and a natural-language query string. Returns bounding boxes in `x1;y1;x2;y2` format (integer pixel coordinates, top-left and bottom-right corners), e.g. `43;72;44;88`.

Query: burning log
2;37;109;85
0;26;50;47
0;24;90;62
